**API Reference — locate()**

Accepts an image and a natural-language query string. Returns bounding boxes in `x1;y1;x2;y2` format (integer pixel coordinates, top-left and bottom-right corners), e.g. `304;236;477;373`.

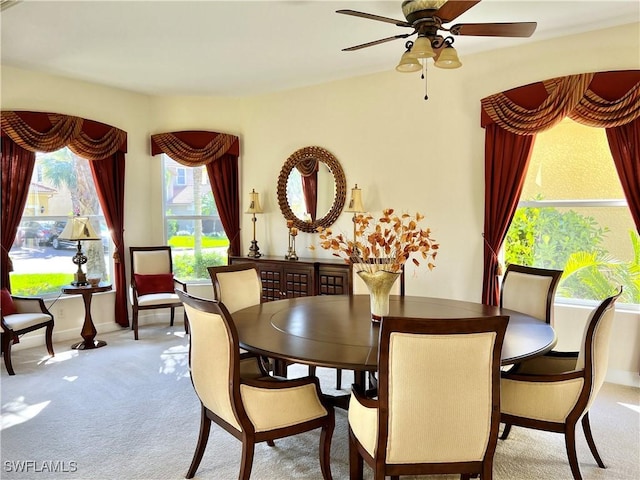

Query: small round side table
61;282;112;350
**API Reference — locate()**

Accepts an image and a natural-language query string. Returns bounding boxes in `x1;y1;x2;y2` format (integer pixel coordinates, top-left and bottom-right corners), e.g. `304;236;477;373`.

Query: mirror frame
277;146;347;233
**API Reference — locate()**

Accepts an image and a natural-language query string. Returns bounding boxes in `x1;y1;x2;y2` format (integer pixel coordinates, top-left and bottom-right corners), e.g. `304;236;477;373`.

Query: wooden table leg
71;291;107;350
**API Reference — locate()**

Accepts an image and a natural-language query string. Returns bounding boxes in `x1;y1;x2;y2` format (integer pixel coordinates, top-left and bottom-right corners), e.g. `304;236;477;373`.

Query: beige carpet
1;323;639;480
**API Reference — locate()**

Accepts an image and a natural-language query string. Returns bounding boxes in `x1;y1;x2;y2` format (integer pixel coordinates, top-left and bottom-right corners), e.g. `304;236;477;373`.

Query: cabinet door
257;263;285;302
318;264;352;296
283;265;314;298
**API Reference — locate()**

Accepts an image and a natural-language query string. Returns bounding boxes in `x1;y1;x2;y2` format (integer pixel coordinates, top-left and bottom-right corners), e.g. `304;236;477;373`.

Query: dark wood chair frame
129;246;187;340
349;315;508;480
1;295;55;375
500;289;622;480
177;291;335;480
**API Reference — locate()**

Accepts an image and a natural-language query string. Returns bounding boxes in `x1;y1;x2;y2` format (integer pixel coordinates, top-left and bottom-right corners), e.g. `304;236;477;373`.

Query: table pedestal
62;283;112;350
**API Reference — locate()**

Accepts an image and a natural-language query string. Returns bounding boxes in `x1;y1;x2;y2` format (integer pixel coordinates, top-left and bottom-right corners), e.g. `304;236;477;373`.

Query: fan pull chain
422;61;428;100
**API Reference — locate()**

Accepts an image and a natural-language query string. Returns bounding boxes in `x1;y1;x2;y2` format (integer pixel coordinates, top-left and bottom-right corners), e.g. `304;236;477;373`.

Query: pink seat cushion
134;274;175;296
1;288;18;315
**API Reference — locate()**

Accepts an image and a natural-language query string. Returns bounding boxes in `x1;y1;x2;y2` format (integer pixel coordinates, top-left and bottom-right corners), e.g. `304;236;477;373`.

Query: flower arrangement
315;208;439;273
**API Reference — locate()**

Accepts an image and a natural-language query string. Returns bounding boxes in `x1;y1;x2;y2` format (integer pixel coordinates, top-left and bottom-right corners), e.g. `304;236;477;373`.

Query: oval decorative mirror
277;146;347;233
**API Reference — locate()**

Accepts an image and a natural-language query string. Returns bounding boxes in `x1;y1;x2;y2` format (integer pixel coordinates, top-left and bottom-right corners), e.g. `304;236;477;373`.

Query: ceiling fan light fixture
434;45;462;69
408;35;435;59
395;50;422;72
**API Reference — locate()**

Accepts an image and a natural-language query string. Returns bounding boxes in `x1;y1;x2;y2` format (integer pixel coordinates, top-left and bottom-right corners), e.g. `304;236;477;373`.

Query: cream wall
2;23;639;385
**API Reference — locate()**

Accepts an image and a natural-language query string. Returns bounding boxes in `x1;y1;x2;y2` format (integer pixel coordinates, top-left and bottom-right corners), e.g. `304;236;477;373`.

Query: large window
505;119;639;306
9;148;112;297
162;155;229;281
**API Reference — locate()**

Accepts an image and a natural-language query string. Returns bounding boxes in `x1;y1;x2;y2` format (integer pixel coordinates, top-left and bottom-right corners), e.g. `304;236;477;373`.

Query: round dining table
232;294;557;384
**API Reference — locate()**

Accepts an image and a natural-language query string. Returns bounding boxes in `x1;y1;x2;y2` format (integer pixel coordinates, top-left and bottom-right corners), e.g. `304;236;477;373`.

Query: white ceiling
1;0;639;97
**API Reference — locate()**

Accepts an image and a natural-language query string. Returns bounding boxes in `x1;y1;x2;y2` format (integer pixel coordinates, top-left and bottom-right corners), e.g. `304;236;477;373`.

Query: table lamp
344;184;365;245
245;189;264;258
58;216;101;286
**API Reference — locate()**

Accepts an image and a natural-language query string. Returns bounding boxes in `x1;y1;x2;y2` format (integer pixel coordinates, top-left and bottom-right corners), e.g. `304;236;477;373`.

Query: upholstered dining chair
177;290;335;480
500;263;563;324
348;314;508;480
129;246;187;340
499;288;622;480
1;289;55;375
207;263;267;371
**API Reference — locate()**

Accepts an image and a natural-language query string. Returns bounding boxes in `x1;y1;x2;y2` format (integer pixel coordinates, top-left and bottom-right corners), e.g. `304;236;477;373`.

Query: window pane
163;156;229;281
506;119;638;305
9;148;112;297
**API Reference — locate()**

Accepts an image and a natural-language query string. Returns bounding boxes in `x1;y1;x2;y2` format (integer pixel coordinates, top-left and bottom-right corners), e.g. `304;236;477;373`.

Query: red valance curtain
1;111;129;327
150;131;241;256
480;70;640;305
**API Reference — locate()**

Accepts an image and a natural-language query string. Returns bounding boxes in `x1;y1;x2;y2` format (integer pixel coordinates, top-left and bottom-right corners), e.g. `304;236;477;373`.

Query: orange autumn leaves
316;209;439;273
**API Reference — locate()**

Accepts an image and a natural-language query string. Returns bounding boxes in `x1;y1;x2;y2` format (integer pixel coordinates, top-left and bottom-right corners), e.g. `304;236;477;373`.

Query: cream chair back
208;264;262;314
182;299;241;431
132;248;172;274
501;264;563;323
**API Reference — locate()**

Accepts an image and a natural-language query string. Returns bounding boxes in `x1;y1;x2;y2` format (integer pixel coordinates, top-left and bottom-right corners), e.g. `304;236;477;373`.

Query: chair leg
170;307;175;327
336;369;342;390
239;436;255;480
319;409;335;480
1;332;16;376
348;430;363;480
186;406;212;479
582;412;606;468
500;423;512;440
308;365;317;376
132;308;139;340
564;421;584;480
45;322;55;357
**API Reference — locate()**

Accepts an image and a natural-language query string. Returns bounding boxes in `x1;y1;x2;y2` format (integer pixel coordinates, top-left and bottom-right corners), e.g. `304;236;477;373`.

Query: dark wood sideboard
229;255;352;302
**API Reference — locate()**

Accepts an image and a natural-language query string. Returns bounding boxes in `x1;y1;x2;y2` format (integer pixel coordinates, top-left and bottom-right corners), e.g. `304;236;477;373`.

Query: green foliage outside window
505;206;640;304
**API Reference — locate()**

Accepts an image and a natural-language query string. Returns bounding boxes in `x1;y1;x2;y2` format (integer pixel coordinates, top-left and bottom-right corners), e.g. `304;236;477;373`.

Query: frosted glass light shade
395;51;422;72
408;36;435;59
434;46;462;69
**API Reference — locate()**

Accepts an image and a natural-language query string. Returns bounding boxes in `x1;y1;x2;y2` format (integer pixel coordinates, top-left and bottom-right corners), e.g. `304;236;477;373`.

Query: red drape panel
606;117;640;233
150;131;241;256
480;70;640;305
0;139;36;291
301;173;318;221
1;111;128;325
89;151;128;326
206;154;241;256
482;125;536;305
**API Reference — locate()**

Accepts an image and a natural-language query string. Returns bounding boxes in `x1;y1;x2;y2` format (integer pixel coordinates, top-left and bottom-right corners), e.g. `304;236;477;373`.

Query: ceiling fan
337;0;537;99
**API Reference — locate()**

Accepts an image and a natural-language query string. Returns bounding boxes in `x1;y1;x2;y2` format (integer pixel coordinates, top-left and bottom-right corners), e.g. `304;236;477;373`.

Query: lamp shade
434;46;462;69
58;216;100;241
344;184;365;213
408;36;435;59
395;51;422;73
245;189;264;214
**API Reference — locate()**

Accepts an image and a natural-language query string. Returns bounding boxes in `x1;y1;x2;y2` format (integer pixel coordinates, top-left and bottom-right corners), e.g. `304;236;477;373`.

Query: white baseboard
606;368;640;388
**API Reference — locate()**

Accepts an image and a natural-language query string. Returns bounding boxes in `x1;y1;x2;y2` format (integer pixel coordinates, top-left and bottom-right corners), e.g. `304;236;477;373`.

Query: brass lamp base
72;270;88;287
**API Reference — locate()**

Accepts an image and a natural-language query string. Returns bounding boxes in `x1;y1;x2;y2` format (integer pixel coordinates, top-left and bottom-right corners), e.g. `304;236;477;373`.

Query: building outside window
162;155;229;281
9;148;112;297
504;118;638;307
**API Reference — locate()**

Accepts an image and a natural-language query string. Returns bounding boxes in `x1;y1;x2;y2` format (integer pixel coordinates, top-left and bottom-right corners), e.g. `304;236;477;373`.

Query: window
505;118;638;306
9;148;112;297
162;155;229;281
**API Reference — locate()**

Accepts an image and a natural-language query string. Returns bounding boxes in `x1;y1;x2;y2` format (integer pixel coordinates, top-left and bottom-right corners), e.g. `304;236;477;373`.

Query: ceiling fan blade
336;9;411;27
434;1;482;23
450;22;537;37
342;33;415;52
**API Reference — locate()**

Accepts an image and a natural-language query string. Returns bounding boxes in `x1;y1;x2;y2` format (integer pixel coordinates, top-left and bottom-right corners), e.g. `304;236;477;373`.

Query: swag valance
150;131;239;166
1;111;127;158
150;130;241;257
479;70;640;306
